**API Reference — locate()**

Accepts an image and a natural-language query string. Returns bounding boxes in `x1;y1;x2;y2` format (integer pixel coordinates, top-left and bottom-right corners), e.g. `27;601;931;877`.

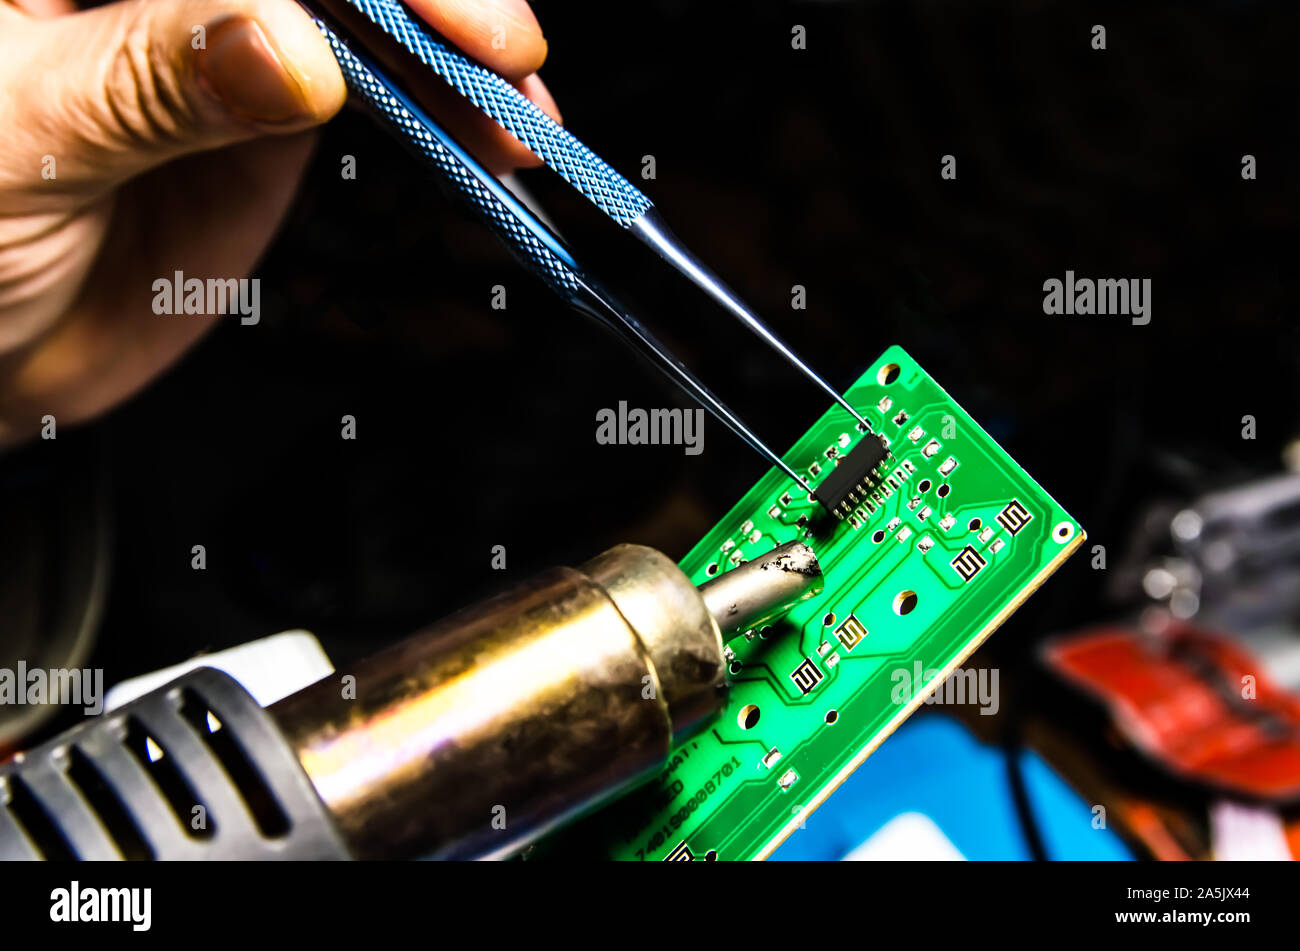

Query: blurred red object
1044;624;1300;802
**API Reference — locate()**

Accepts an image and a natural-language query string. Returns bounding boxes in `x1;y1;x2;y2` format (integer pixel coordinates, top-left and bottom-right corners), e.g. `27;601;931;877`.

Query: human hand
0;0;558;446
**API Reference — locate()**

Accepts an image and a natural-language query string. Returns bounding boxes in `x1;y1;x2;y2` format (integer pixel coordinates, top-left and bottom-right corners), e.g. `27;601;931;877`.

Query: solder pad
559;346;1083;860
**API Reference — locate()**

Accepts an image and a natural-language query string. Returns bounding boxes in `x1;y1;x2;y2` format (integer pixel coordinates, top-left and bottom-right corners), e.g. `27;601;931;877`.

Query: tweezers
302;0;867;493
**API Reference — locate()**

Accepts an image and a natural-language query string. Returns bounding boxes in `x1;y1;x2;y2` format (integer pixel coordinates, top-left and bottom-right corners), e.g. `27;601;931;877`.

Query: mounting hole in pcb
706;562;718;576
878;363;901;386
1053;522;1075;544
738;704;760;730
824;709;839;725
893;590;918;616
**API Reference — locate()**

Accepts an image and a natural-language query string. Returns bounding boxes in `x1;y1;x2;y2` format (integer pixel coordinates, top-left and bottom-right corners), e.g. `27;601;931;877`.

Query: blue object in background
771;714;1133;860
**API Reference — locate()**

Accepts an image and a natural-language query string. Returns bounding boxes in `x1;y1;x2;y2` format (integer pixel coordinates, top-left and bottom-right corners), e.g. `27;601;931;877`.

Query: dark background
5;0;1298;719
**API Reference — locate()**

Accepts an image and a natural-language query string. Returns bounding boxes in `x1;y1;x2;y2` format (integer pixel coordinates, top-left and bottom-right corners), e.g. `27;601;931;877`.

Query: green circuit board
565;345;1084;860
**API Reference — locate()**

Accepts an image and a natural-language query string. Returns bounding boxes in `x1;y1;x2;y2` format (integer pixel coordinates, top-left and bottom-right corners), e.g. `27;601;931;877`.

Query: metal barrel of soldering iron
0;542;820;861
270;541;822;860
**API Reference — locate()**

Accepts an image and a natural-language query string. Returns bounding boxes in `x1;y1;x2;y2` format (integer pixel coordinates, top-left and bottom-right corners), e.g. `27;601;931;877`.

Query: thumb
7;0;346;201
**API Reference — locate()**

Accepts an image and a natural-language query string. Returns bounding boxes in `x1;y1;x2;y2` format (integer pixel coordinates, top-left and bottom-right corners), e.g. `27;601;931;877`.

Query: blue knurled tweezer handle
336;0;652;227
311;14;823;492
315;21;582;299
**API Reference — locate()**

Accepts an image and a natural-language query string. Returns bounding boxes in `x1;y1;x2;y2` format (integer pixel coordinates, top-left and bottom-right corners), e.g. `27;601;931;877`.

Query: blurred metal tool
1;541;824;860
302;0;872;493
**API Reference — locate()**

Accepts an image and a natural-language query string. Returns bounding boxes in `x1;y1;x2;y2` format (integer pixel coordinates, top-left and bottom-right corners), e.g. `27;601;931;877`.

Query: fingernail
489;0;543;36
196;17;313;125
486;0;547;61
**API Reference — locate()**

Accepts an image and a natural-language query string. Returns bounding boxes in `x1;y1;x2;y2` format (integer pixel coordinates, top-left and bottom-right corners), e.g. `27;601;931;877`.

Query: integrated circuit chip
549;346;1084;862
813;433;890;518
